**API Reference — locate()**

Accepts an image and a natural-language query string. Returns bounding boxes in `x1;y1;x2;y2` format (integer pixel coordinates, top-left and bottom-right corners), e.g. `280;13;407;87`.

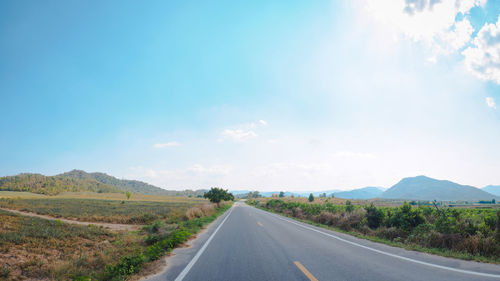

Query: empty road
147;202;500;281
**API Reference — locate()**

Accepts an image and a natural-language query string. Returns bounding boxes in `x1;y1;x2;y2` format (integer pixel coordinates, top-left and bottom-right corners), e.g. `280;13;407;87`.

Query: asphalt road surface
146;202;500;281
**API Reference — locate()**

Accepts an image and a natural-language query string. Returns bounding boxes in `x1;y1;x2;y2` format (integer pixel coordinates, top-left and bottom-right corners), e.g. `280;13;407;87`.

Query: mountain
0;173;120;195
59;170;170;195
334;187;384;199
482;185;500;196
59;170;207;196
231;189;343;198
0;170;208;196
381;176;498;201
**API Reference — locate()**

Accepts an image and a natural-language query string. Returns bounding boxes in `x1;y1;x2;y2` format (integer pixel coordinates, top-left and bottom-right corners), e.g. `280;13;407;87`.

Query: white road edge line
256;207;500;279
174;206;234;281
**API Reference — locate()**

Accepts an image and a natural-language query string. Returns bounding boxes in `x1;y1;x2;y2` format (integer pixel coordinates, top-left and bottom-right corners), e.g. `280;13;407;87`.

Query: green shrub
104;253;146;281
387;202;424;232
345;200;354;213
365;204;385;229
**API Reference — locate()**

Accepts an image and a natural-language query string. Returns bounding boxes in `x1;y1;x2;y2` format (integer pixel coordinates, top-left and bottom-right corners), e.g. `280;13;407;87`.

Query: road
146;202;500;281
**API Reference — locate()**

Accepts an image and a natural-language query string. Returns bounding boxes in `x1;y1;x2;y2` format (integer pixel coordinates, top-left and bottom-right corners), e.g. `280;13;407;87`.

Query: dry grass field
0;209;144;280
0;191;229;280
0;192;208;224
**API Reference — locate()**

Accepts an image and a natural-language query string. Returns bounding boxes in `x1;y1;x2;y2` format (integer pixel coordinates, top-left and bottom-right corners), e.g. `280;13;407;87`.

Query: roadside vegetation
0;188;233;280
103;201;232;281
248;198;500;263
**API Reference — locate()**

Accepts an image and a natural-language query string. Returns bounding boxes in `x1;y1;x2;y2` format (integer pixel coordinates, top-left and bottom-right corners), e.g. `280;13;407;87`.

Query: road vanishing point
146;202;500;281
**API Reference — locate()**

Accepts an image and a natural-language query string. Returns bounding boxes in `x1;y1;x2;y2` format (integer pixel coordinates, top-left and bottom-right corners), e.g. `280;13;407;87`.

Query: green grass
0;197;206;224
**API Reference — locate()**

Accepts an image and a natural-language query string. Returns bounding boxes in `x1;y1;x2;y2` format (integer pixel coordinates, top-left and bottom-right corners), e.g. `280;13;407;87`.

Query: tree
251;191;261;198
308;193;314;202
126;191;131;200
204;187;234;206
279;191;285;198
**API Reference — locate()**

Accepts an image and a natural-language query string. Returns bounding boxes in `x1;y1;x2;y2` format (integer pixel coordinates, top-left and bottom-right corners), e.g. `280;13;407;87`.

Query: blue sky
1;0;500;191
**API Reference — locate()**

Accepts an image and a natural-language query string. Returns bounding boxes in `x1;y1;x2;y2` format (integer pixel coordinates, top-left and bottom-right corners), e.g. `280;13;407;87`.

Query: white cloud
259;119;268;126
187;164;232;175
486;97;497;109
221;129;257;141
153;141;180;148
364;0;482;58
463;16;500;84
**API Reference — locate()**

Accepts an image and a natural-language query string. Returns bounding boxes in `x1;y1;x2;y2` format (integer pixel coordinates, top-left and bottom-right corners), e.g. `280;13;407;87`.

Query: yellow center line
294;261;319;281
257;221;263;227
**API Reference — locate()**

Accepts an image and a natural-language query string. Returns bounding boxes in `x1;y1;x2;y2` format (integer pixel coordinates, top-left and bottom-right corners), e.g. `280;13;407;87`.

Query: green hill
58;170;175;195
381;175;498;201
0;173;120;195
58;170;207;196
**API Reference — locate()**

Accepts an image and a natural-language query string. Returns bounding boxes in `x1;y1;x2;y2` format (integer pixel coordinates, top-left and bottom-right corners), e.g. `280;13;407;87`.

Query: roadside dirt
0;208;142;231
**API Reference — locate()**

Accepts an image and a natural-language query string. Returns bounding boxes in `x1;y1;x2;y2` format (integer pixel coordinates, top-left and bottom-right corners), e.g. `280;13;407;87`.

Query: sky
1;0;500;191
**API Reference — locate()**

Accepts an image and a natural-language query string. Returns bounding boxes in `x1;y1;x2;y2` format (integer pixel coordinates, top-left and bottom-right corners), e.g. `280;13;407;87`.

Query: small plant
0;266;10;278
126;192;131;200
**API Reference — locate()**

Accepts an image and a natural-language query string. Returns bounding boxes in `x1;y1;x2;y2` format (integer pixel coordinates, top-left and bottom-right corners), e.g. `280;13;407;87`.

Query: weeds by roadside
100;202;232;281
248;199;500;263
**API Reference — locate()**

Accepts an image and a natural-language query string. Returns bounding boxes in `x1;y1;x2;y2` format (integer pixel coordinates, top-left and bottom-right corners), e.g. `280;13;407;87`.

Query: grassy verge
101;202;233;281
248;200;500;264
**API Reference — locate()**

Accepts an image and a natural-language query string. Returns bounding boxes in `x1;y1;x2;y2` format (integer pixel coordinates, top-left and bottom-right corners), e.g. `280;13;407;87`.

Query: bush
104;253;146;281
345;200;354;213
376;227;407;241
387;202;424;232
365;204;385;229
339;210;364;231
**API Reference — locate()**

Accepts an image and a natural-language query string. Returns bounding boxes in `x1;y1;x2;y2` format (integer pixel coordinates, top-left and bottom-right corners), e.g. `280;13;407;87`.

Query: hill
59;170;170;195
334;187;384;199
381;176;498;201
482;185;500;196
59;170;207;196
0;173;120;195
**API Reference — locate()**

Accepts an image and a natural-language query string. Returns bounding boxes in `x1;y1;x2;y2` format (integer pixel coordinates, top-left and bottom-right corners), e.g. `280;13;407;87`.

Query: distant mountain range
0;170;206;196
2;170;499;201
482;185;500;196
231;190;342;198
232;176;499;201
381;176;498;201
333;187;384;200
